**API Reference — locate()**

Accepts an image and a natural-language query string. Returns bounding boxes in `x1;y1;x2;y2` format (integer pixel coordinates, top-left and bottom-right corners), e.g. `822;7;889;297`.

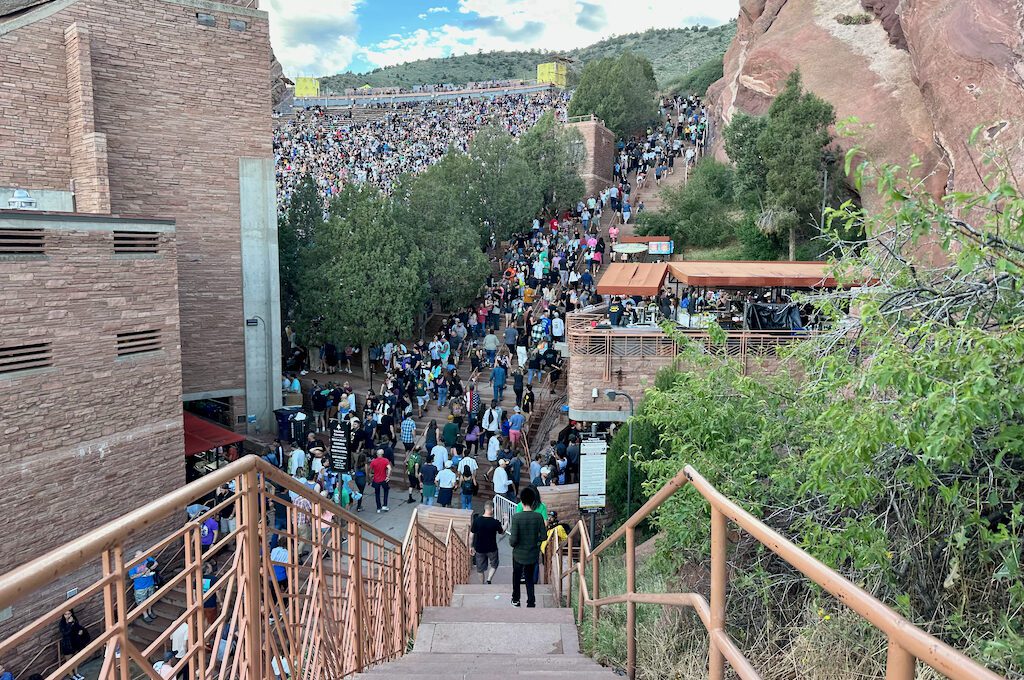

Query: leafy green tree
636;160;737;248
297;184;425;379
568;52;658;137
723;71;835;259
392;154;491;314
517;111;586;215
722;112;768;208
758;71;835;258
278;175;323;320
631;149;1024;675
465;126;542;241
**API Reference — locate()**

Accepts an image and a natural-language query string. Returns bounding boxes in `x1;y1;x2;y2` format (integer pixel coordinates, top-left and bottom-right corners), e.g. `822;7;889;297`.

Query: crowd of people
274;91;570;210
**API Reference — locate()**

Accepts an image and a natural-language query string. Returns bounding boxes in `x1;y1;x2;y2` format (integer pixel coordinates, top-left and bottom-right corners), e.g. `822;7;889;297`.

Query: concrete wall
239;157;283;433
0;188;75;211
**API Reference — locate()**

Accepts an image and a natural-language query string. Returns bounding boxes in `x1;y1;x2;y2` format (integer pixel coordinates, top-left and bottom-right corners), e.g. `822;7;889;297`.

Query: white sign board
579;438;608;509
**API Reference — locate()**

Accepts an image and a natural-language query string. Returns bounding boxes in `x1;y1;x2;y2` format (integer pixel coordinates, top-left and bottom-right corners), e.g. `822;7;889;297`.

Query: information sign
579;438;608;509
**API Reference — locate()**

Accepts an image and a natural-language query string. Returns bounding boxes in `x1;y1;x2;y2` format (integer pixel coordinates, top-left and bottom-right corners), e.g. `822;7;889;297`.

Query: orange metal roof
667;261;838;288
596;262;669;296
619;235;672;243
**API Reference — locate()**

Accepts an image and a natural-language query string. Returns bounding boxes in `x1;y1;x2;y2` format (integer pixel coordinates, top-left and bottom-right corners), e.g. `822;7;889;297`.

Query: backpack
461;478;475;496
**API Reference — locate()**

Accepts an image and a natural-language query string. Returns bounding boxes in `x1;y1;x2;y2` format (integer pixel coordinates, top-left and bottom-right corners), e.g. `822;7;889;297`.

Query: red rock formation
709;0;1024;208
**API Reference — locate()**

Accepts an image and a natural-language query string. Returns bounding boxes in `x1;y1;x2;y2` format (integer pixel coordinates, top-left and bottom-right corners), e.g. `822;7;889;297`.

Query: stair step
355;672;618;679
450;592;555;608
421;606;574;624
381;653;608;669
454;583;552;595
412;620;580;656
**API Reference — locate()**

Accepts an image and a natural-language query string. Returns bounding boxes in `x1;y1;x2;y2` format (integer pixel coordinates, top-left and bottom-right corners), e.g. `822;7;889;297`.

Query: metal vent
113;230;160;254
116;330;162;357
0;228;45;255
0;342;53;375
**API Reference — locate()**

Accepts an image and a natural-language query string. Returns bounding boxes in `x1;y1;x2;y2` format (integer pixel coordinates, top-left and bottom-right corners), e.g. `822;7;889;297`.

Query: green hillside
319;22;736;91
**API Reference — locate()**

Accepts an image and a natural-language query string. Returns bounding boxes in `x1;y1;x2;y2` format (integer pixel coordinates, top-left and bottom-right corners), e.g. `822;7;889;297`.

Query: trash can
274;406;304;443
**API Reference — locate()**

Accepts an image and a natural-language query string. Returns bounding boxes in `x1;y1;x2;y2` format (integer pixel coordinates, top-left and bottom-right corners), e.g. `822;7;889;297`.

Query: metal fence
0;457;469;680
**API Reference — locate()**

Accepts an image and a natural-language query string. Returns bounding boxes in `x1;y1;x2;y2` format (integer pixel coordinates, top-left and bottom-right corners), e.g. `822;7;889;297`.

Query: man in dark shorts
471;503;504;584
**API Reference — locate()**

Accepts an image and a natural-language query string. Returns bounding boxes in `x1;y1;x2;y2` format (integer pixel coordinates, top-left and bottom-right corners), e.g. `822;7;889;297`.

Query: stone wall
568;117;616;197
0;0;274;401
0;212;184;661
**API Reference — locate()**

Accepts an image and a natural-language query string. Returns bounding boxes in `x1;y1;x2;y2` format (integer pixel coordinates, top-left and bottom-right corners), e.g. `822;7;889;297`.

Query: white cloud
268;0;738;76
266;0;362;76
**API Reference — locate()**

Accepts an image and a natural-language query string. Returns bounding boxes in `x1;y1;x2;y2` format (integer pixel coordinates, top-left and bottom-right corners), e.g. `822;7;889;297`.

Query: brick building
0;0;280;652
0;0;281;434
567;115;615;196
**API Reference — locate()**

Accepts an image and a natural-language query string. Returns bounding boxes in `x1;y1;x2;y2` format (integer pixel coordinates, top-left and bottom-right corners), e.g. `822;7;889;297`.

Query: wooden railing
548;465;1004;680
0;457;469;680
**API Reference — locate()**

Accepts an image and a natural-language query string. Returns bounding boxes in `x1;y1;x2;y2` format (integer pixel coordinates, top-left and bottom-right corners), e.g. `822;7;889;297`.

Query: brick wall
0;0;273;397
568;118;616;196
0;213;184;664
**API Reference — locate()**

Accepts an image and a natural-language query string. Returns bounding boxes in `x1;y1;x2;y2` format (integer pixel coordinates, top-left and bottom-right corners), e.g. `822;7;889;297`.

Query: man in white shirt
492;458;512;501
456;453;479;475
551;313;565;342
482;402;502;440
486;433;500;462
288;447;306;476
431;443;449;471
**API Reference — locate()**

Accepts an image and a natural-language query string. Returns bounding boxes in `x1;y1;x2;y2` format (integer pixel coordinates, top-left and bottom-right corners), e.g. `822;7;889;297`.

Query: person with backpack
459;464;477;510
405;449;422;503
509;487;546;608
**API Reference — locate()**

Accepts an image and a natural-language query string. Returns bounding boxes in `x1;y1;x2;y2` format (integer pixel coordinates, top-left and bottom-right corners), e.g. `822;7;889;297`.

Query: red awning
183;412;246;456
596;262;669;296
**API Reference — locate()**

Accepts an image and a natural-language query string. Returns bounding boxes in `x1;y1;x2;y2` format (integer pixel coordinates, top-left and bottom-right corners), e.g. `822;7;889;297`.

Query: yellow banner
537;62;567;88
294;77;320;98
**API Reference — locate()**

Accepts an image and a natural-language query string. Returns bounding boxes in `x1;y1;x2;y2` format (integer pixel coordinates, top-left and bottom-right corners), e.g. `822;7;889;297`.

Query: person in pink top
609;225;620;243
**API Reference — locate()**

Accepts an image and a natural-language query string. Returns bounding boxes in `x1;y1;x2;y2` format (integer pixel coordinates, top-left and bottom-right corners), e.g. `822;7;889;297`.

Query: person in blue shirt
128;551;159;622
490;363;507;402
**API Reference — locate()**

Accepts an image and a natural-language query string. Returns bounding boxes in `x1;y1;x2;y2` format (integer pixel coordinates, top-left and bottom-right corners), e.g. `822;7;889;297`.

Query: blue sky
266;0;740;77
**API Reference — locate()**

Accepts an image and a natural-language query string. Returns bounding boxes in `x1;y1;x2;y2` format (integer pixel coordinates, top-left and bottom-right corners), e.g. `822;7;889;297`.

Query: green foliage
835;13;873;25
278;174;323;319
296;185;425;355
630;151;1024;674
465;126;544;241
569;52;658;137
722;112;768;208
723;71;836;257
392;154;490;312
319;23;737;90
517;112;586;215
663;57;724;96
734;211;785;260
636;160;737;248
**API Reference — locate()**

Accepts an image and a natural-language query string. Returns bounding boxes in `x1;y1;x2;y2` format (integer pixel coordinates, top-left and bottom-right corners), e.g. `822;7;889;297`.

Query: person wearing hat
436;461;458;507
508;406;526;450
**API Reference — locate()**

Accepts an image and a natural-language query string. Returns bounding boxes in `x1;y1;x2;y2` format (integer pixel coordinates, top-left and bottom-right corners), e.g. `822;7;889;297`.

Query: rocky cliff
708;0;1024;206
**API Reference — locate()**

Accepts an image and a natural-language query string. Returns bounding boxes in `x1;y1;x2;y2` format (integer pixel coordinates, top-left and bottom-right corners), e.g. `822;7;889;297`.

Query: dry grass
567;553;952;680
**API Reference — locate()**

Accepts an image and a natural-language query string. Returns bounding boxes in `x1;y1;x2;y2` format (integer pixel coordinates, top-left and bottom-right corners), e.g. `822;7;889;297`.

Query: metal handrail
551;465;1004;680
0;456;470;679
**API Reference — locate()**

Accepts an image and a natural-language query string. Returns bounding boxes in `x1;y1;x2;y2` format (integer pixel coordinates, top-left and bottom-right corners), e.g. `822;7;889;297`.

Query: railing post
885;640;916;680
349;521;365;671
709;507;727;680
397;541;406;653
241;468;265;680
591;552;600;629
625;526;637;680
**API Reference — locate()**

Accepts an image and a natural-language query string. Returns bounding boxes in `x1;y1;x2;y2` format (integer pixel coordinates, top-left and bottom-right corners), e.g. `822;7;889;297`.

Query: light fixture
8;189;37;210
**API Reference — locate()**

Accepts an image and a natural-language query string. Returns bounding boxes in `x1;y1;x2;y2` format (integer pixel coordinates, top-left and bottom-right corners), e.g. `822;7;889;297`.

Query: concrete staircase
354;567;619;679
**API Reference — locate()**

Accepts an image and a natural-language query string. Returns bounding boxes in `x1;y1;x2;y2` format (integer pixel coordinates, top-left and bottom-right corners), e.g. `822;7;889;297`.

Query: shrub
835;13;873;25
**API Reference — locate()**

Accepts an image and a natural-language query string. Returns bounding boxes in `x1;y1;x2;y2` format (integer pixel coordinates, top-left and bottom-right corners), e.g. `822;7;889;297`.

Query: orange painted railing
547;465;1003;680
0;457;469;679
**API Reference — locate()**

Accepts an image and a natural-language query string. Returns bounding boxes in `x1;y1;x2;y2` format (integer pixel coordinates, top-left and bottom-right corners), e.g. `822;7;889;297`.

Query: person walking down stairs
509;486;547;608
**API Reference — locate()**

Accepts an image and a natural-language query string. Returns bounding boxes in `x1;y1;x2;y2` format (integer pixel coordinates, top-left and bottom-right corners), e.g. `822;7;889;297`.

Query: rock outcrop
708;0;1024;208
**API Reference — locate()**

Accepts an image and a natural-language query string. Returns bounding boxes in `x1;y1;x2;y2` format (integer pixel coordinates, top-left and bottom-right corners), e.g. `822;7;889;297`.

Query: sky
266;0;740;77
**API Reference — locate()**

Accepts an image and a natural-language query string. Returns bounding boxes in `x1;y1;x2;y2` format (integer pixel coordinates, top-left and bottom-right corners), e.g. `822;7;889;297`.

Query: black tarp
744;302;804;331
